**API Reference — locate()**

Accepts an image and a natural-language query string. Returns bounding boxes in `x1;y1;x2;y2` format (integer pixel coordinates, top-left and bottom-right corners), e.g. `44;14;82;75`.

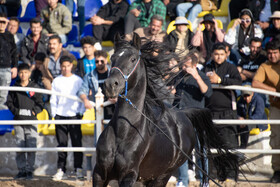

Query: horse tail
185;108;242;182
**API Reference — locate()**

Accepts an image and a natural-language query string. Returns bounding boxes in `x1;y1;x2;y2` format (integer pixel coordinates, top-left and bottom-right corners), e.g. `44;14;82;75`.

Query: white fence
0;85;280;154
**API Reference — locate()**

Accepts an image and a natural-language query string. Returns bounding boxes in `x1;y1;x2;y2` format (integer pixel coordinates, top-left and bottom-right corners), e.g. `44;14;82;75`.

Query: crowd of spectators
0;0;280;185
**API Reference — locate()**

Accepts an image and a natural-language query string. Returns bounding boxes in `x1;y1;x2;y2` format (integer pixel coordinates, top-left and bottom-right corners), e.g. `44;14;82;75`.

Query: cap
174;16;189;25
270;11;280;19
241;85;253;96
202;13;215;23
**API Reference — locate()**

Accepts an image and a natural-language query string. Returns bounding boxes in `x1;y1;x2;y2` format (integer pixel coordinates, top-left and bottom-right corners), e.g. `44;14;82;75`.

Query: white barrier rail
0;147;96;152
0;85;279;156
0;86;96;107
0;119;279;125
212;84;280;98
0;120;96;125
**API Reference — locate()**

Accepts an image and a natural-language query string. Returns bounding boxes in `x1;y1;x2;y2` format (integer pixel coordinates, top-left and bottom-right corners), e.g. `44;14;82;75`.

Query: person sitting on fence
91;0;129;48
125;14;166;44
40;0;72;44
6;63;44;180
50;55;84;181
76;36;97;78
21;18;49;69
237;85;268;148
252;40;280;183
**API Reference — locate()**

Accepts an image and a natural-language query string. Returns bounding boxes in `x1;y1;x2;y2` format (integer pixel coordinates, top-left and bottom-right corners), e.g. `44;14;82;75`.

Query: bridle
110;52;141;96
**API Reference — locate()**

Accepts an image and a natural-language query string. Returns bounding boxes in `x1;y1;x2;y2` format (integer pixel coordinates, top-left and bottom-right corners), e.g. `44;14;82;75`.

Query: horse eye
131;58;136;63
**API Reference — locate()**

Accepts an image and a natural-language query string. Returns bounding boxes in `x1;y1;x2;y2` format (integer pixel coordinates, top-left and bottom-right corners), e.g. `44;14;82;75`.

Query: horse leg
145;172;173;187
92;166;108;187
119;171;138;187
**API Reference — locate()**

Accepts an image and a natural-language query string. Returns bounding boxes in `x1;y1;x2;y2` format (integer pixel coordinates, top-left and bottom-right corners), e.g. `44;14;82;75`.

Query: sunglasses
0;20;6;24
96;60;104;64
241;18;251;23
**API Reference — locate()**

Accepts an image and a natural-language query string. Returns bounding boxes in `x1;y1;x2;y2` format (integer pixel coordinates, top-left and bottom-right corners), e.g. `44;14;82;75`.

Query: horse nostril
114;81;119;86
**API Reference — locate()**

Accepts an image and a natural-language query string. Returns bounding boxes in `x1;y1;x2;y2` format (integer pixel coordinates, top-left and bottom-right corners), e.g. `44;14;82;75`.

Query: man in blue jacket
237;85;268;148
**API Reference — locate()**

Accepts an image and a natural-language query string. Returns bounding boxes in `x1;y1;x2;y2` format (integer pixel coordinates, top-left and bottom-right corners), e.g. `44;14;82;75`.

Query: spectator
0;13;18;110
173;53;212;186
7;17;24;54
224;9;263;61
78;51;115;118
224;42;236;65
50;56;84;181
252;41;280;183
237;85;267;148
124;0;166;34
47;35;77;79
163;0;184;21
91;0;129;47
0;0;20;17
167;16;194;56
204;42;242;149
237;37;267;84
125;14;166;44
249;0;280;30
6;63;44;180
40;0;72;44
31;52;52;114
191;13;224;62
34;0;48;18
76;36;97;78
262;11;280;47
176;0;202;23
228;0;249;20
65;0;86;33
21;18;49;68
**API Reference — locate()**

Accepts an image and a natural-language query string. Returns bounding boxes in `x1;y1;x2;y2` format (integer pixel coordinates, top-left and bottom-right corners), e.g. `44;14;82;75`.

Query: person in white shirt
50;55;84;181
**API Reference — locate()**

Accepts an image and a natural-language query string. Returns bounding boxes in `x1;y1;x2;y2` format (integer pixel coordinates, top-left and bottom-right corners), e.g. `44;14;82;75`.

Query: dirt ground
1;175;280;187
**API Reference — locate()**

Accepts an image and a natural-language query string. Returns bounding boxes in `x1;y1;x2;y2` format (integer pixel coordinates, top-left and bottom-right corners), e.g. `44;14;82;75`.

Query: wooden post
95;87;104;141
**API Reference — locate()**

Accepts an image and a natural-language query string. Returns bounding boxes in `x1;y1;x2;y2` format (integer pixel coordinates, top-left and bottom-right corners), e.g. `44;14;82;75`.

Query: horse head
104;33;143;99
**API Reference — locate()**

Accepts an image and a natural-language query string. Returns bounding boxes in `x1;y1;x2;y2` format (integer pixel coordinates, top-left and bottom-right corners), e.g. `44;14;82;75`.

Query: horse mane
114;36;190;122
139;41;179;122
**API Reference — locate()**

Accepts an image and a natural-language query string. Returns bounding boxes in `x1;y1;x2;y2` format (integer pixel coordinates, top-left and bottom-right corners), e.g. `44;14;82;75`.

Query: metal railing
0;85;279;154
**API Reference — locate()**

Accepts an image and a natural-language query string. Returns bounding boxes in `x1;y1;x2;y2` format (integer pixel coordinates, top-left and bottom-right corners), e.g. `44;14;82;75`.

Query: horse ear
114;33;122;50
132;33;141;50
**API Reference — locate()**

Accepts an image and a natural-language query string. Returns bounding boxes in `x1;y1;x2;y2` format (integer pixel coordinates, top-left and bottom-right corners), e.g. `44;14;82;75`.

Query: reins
112;54;222;187
119;94;222;187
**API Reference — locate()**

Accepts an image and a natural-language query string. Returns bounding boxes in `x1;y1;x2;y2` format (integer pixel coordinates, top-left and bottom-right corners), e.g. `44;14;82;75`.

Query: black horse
93;34;240;187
